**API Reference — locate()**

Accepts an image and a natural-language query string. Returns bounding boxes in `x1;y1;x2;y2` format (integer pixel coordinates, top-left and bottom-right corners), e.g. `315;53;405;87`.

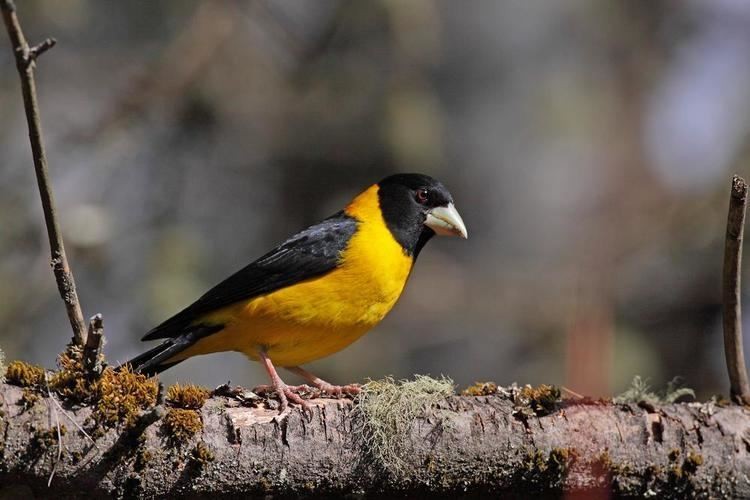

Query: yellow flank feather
169;184;414;367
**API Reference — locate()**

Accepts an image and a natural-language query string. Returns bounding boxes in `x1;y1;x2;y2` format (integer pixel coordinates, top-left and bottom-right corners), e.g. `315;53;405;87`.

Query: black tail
120;338;188;376
121;324;223;377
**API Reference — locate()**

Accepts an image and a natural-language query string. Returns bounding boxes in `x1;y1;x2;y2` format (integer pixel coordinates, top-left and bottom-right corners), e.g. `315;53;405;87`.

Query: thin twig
47;393;100;451
722;174;750;404
1;0;87;345
29;37;55;60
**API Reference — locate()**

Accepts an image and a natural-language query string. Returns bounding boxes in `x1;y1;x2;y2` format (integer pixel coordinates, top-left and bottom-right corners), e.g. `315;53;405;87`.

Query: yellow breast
175;184;414;366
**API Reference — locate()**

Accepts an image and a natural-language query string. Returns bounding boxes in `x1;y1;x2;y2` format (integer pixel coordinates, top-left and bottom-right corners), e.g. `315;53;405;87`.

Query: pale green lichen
0;348;5;383
352;375;454;474
614;376;695;405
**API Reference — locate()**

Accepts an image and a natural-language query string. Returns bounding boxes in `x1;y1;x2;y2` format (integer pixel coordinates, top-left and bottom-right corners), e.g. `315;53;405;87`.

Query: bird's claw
315;382;361;398
253;383;314;415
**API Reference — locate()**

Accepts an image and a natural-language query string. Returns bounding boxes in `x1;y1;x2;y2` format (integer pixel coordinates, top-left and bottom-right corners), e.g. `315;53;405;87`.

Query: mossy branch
1;374;749;498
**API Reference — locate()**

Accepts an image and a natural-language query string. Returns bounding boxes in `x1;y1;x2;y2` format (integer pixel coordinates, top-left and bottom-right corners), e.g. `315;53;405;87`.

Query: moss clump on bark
163;408;202;445
166;383;209;410
352;375;454;474
49;345;100;403
462;381;498;396
5;360;45;387
191;441;215;468
19;387;40;409
93;366;159;429
511;384;561;418
517;447;579;489
48;346;158;430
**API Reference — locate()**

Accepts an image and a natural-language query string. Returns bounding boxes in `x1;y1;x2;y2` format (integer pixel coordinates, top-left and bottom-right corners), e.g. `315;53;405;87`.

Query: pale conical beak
425;203;468;239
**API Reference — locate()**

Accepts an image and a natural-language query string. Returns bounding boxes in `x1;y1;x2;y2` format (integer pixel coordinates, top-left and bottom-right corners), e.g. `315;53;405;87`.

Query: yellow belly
171;185;414;367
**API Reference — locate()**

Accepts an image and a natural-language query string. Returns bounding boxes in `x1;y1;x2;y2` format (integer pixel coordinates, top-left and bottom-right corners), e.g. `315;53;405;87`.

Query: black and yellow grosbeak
125;173;467;410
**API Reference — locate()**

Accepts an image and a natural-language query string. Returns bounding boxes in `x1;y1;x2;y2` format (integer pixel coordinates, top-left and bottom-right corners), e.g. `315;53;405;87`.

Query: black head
377;173;467;257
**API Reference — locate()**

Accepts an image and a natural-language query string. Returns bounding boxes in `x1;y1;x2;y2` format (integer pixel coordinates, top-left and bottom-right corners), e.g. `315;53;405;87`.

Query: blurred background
2;0;748;399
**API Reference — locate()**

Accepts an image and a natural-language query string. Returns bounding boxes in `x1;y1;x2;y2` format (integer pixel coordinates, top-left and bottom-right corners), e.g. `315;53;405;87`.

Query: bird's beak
425;203;468;239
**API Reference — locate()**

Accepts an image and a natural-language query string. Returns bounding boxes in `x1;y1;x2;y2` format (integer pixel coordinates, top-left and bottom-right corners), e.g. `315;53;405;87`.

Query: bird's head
377;173;467;257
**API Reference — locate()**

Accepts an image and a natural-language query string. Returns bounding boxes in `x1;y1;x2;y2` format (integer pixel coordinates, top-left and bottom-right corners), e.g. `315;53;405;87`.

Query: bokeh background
2;0;749;399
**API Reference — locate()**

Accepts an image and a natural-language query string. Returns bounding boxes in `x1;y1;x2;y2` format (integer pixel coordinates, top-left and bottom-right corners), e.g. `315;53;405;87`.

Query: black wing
142;211;358;341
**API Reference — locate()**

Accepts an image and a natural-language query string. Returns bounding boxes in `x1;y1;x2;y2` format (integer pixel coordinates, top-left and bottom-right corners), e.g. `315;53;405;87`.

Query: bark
1;383;749;498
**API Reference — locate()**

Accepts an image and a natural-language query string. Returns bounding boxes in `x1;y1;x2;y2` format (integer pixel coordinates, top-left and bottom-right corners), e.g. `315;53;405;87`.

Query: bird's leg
257;350;311;413
286;366;361;397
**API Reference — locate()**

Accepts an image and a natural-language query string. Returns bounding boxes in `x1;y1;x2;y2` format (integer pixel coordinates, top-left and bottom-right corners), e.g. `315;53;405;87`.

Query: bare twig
1;0;87;345
722;174;750;404
83;314;104;378
28;37;56;61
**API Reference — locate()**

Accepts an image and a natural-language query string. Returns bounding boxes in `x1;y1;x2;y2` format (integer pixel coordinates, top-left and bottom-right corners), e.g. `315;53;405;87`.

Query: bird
124;173;467;411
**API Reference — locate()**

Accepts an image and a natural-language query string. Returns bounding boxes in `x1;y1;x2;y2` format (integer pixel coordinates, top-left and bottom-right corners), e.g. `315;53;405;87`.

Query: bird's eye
415;188;429;204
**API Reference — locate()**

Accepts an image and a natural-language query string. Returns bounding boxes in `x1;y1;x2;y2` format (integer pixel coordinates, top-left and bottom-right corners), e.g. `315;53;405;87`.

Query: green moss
48;348;158;430
549;447;578;469
517;447;579;490
683;451;704;474
163;408;202;445
166;383;209;409
5;360;45;387
352;375;454;473
23;424;67;462
191;441;215;467
462;381;498;396
134;447;153;472
31;425;66;450
512;384;561;418
49;346;97;403
19;387;40;409
93;366;159;429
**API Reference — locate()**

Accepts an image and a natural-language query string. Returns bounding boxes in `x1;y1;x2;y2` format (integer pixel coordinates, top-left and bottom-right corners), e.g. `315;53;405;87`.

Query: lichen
0;349;5;383
163;408;202;444
614;376;695;405
5;360;45;387
352;375;454;473
166;383;209;409
462;381;498;396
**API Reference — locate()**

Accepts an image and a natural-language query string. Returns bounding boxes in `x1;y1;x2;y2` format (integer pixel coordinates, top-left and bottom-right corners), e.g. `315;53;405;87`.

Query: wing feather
142;211;358;341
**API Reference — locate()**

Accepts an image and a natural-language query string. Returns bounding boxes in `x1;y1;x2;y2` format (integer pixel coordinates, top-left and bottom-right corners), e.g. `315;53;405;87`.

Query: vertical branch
722;175;750;404
1;0;86;345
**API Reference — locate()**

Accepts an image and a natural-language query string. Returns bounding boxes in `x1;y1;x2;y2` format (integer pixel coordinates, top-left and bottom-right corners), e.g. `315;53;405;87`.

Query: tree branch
722;174;750;404
1;0;86;345
0;382;747;498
